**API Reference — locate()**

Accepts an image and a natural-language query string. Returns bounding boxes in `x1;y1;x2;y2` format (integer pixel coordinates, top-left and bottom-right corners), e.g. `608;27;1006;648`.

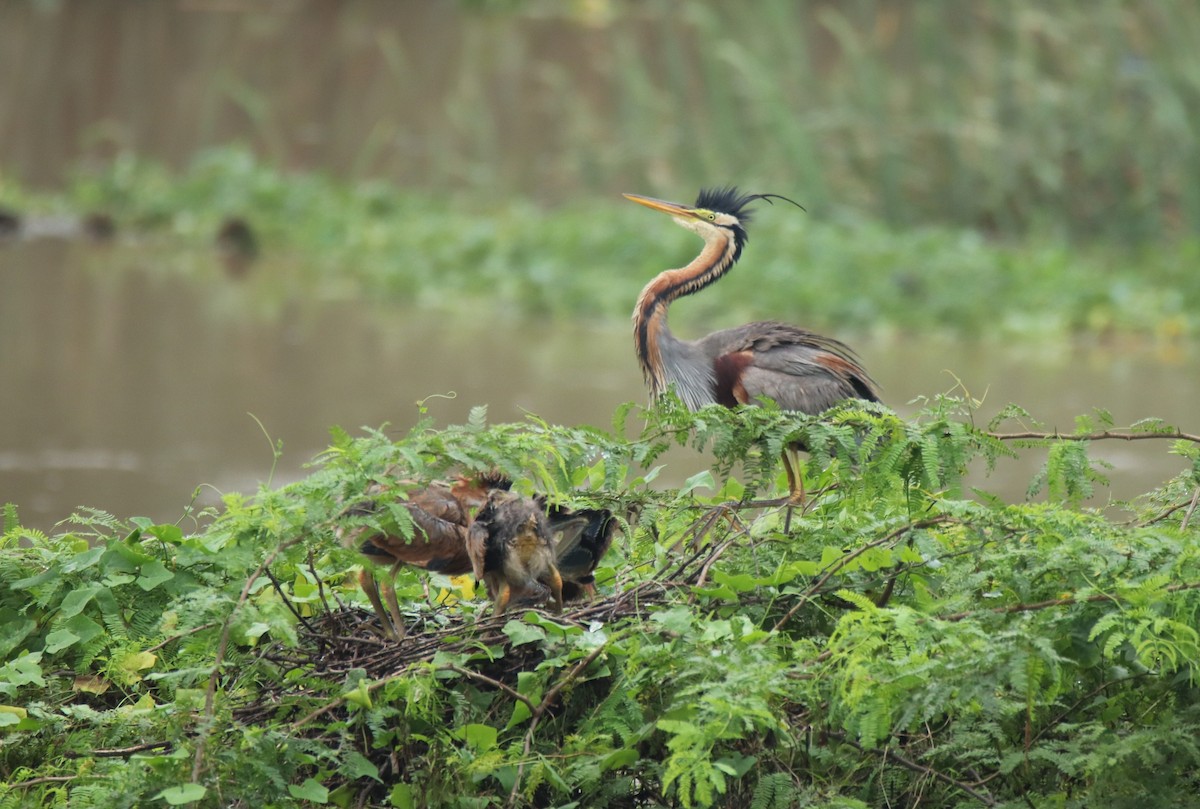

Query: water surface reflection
1;241;1196;531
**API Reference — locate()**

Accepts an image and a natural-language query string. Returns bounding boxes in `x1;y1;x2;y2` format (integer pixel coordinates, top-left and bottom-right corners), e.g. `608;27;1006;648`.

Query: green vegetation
3;4;1198;806
3;398;1199;807
2;147;1198;341
533;0;1200;243
13;1;1197;242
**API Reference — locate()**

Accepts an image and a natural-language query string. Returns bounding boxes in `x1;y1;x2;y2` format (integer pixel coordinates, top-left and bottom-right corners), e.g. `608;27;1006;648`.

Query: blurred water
2;240;1196;532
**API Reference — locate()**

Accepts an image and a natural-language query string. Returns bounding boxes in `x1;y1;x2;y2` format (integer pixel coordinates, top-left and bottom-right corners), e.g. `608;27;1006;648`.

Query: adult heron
624;186;880;501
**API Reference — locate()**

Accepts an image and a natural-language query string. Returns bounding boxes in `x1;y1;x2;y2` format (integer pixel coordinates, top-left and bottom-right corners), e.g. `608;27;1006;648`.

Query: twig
6;775;78;789
507;644;607;807
939;580;1200;622
265;566;314;631
144;622;218;653
290;669;415;732
1182;486;1200;531
772;516;959;632
826;730;997;806
446;664;536;713
988;428;1200;445
1135;496;1196;527
694;534;744;589
193;537;301;782
65;741;173;759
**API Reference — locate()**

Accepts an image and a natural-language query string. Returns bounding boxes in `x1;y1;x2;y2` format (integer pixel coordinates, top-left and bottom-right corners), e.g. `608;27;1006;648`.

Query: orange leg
545;567;564;614
492;581;513;616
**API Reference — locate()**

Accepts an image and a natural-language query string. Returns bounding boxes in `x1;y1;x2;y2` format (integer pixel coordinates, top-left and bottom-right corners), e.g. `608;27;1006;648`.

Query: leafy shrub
2;397;1199;807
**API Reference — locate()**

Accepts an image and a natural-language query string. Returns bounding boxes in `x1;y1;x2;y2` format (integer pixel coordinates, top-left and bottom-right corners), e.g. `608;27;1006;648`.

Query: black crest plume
694;186;806;226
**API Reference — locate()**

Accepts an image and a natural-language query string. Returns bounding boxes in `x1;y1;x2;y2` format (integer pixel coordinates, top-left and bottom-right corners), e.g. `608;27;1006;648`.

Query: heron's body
644;318;878;413
625;186;880;498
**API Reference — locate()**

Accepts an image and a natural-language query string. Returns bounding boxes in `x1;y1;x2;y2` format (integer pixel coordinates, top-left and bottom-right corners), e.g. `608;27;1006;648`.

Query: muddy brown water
2;239;1196;533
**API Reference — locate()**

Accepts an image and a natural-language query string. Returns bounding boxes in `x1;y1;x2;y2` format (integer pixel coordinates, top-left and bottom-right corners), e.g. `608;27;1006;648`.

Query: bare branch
940;580;1200;623
508;643;608;807
446;664;536;713
773;516;960;632
193;537;301;782
826;730;997;806
1182;486;1200;531
989;428;1200;445
65;741;173;759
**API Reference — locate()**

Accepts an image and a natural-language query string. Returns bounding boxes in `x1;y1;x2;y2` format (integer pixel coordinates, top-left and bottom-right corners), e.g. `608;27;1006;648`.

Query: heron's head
623;186;804;245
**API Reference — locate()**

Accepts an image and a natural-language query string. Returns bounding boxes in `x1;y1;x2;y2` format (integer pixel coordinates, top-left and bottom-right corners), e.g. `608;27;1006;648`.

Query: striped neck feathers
633;226;744;399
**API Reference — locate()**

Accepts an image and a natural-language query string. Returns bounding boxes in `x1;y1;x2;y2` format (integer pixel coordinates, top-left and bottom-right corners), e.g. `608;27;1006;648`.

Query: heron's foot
783;485;806;533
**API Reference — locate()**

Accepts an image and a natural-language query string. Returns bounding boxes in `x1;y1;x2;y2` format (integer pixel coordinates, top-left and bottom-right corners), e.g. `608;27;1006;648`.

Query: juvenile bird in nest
467;488;564;617
336;471;614;639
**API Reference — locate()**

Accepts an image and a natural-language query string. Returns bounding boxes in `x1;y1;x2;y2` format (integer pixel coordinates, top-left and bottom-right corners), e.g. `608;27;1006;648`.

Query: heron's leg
782;447;806;532
381;580;407;640
360;569;403;640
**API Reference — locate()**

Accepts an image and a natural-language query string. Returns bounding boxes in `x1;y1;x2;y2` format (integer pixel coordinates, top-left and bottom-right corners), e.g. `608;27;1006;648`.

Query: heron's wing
734;357;870;413
353;512;474;575
339;483;475;575
704;322;879;411
408;484;472;525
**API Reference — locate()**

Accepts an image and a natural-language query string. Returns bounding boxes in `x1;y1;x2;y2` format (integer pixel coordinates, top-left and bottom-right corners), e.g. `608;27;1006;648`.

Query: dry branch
988;428;1200;444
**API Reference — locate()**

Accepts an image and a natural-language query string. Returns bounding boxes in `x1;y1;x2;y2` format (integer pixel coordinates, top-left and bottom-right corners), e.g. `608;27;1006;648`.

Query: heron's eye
707;213;715;221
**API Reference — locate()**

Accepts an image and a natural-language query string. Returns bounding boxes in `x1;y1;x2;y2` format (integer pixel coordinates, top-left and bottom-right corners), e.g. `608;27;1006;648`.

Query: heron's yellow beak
623;193;698;219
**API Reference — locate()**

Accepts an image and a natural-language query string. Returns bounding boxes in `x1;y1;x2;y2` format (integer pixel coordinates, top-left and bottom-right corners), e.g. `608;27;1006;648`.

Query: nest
234;503;756;728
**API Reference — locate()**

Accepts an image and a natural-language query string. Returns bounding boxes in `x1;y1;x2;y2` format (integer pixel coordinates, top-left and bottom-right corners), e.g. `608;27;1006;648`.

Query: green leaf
65;614;104;645
714;754;757;777
61;545;105;574
502;619;546;647
137;560;175;591
710;570;758;593
344;680;373;710
155;784;207;805
112;650;157;684
0;611;36;658
601;748;639;772
388;783;415;809
0;652;44;695
44;627;81;654
342;751;381;782
507;671;543;729
459;723;498;752
680;470;716;495
146;523;184;544
651;606;694;635
59;584;102;618
288;778;329;803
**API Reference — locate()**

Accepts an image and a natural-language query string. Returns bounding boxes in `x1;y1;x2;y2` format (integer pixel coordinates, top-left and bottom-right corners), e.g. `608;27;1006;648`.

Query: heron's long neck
633;229;741;399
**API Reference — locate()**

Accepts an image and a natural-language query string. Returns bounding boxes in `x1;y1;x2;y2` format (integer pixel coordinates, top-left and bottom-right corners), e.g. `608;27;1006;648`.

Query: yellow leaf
451;575;476;599
73;675;111;695
112;650;157;684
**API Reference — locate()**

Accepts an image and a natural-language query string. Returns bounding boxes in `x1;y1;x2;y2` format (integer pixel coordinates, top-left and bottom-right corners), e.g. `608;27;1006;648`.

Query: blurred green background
6;0;1200;239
